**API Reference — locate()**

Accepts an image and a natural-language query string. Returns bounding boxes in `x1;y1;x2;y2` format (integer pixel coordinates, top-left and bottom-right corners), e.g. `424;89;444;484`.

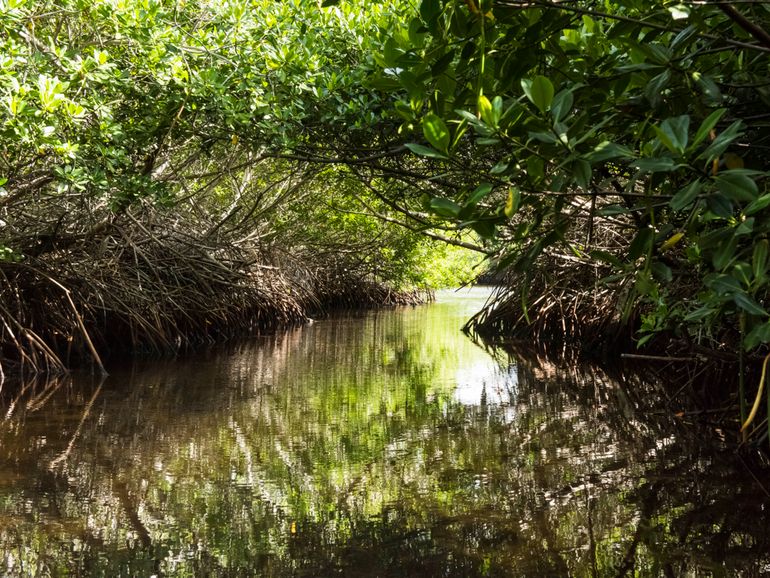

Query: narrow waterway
1;288;769;576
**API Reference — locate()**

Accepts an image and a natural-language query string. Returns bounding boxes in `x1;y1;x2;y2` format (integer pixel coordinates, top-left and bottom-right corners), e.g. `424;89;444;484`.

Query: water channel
1;288;770;576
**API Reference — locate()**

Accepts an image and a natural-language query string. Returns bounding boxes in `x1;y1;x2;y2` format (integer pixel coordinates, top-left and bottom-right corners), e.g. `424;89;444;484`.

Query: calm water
1;288;770;577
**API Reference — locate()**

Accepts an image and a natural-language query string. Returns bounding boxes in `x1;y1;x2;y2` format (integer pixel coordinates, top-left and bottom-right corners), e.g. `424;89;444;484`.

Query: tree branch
716;2;770;50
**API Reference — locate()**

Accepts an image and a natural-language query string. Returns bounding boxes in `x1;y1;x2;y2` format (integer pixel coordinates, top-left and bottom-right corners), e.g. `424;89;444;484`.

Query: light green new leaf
521;76;554;114
422;113;450;154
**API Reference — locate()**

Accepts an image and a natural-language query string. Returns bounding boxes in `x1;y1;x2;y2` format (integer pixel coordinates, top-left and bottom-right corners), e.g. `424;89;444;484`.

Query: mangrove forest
2;0;770;575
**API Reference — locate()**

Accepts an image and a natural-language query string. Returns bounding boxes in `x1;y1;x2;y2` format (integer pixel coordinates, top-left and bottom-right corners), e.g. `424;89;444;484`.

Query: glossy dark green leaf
431;50;455;76
644;69;671;106
706;273;742;294
733;292;768;316
629;227;654;260
550;89;573;122
655;115;689;154
712;234;738;270
706;194;733;219
697;120;743;162
573;159;592;191
692;108;726;149
669;180;703;211
715;171;758;202
419;0;442;28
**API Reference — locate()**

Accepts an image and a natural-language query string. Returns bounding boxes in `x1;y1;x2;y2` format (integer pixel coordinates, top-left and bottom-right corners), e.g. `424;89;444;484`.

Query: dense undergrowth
0;0;477;375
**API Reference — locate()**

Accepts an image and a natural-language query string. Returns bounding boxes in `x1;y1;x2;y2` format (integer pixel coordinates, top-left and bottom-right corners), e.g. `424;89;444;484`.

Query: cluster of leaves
363;0;770;352
0;0;404;203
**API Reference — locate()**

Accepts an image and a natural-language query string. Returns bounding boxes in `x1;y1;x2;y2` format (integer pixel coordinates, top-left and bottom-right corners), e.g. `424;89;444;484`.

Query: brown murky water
1;288;769;576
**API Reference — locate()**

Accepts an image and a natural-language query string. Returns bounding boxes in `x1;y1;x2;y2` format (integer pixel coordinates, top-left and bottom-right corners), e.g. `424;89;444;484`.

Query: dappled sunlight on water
0;287;769;576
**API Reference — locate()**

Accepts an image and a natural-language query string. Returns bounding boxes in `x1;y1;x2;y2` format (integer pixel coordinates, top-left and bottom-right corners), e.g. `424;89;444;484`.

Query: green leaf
745;321;770;350
712;234;738;270
655;115;689;154
692;108;727;149
550;89;573;122
471;220;496;239
744;194;770;216
632;157;678;172
629;227;654;260
573;159;592;190
644;70;671;107
693;73;722;104
598;204;633;216
706;273;742;294
684;305;717;322
477;95;495;126
651;261;673;283
521;76;554;114
528;131;559;144
733;262;753;287
697;120;743;162
527;156;545;181
490;161;509;175
405;143;448;159
431;50;456;76
754;240;769;281
669;180;703;211
715;171;759;202
419;0;442;28
587;141;635;163
466;182;493;206
429;197;461;218
707;194;734;218
668;4;690;19
422;112;450;153
735;217;754;236
733;292;768;316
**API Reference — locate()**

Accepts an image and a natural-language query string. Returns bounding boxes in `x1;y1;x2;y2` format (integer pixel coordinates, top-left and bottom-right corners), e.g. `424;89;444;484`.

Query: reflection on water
1;287;770;576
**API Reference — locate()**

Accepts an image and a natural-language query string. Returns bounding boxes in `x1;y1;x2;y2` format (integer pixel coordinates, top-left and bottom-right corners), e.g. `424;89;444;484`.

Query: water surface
1;288;769;576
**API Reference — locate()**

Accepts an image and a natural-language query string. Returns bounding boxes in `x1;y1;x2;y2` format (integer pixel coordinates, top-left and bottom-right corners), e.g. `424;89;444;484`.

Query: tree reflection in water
0;289;769;577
